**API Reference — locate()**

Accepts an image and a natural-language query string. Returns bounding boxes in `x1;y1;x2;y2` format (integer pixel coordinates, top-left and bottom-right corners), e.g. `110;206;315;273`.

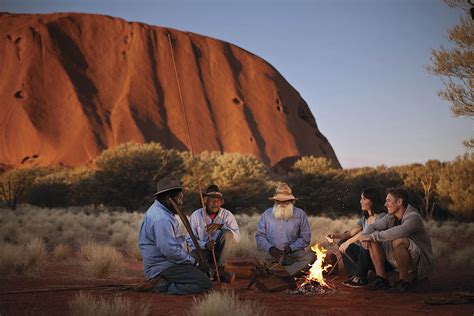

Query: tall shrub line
0;142;472;220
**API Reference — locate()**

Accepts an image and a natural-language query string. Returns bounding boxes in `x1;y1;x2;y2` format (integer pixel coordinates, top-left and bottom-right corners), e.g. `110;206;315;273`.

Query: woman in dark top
327;188;386;287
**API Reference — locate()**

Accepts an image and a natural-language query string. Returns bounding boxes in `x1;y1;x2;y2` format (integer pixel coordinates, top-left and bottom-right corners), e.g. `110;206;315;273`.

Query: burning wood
292;244;336;295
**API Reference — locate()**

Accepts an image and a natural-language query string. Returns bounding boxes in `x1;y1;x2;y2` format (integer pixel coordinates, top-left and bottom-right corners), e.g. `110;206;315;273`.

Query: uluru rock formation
0;12;340;170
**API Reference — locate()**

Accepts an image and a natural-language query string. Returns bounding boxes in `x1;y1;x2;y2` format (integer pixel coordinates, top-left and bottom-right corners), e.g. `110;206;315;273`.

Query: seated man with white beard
256;183;315;277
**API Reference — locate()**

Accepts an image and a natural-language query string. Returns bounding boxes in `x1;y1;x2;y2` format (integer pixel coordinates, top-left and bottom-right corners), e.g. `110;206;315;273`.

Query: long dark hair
361;187;385;217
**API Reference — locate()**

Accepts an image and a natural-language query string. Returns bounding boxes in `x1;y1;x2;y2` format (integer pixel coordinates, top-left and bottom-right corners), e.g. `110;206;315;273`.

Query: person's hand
206;223;223;234
283;245;291;255
205;240;216;251
269;247;283;259
359;235;371;249
326;234;335;243
338;241;349;254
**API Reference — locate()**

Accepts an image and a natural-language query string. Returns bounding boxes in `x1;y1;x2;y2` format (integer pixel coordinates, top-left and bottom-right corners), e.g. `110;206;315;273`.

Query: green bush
436;154;474;220
0;167;50;210
286;158;402;217
286;170;344;216
28;169;96;208
181;151;273;212
292;156;337;175
390;160;447;219
94;142;183;210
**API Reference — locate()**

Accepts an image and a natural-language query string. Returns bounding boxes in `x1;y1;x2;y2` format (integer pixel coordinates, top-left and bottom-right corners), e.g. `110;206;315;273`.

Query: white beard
272;203;294;221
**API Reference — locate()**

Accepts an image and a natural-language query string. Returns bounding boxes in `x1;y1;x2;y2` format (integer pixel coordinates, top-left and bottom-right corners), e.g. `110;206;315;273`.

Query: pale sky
2;0;472;168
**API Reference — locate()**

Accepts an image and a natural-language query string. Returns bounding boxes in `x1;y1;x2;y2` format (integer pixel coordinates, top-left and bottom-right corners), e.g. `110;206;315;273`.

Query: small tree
0;167;49;210
181;151;272;212
436;154;474;220
391;160;445;219
292;156;337;175
28;168;96;208
428;0;473;147
94;142;183;210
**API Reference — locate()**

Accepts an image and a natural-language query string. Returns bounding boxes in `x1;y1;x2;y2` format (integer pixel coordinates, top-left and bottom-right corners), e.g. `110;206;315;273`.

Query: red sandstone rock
0;12;339;169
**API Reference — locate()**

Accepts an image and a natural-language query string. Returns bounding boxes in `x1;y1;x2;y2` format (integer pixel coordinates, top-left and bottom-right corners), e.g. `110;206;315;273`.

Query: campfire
293;244;336;295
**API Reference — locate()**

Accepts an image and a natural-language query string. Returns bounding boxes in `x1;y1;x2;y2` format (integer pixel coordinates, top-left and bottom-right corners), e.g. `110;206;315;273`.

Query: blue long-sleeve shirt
256;207;311;252
139;200;195;279
187;208;240;250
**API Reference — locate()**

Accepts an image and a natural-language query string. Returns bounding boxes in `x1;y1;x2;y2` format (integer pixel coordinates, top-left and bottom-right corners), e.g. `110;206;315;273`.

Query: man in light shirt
138;177;212;295
188;185;240;283
256;183;315;277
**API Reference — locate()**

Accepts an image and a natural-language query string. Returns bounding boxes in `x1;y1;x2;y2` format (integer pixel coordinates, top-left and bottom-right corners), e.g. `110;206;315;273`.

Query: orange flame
301;244;332;288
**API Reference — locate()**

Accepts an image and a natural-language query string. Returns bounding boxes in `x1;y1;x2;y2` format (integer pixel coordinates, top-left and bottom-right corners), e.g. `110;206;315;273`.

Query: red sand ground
1;259;473;315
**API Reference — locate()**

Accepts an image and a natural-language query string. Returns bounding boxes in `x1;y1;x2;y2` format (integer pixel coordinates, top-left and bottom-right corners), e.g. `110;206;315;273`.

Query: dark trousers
339;239;372;280
192;229;234;269
154;264;212;295
339;239;394;280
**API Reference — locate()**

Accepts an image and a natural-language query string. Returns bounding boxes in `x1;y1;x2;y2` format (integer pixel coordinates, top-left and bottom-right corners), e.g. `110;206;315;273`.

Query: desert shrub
52;243;73;261
337;166;403;214
181;151;273;212
0;237;47;275
28;178;70;208
230;228;258;258
292;156;337;175
187;290;266;316
285;169;344;216
127;235;142;261
94;142;183;210
69;292;150;316
450;247;474;270
0;167;50;210
28;168;96;208
436;154;474;220
286;159;403;217
0;243;26;275
78;243;123;278
390;160;447;219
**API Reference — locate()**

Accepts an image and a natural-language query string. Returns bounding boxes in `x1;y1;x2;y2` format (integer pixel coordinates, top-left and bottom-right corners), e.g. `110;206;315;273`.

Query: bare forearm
345;231;362;245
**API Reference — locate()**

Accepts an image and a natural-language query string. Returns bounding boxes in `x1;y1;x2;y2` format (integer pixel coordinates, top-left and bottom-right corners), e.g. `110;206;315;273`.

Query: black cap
205;184;223;198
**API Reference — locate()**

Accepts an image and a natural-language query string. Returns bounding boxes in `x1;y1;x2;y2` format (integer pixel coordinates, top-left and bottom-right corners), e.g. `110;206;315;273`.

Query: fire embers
291;244;337;295
290;281;335;295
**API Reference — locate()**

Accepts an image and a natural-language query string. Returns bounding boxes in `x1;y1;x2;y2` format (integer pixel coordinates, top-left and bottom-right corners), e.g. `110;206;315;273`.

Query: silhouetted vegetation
1;143;472;220
428;0;474;148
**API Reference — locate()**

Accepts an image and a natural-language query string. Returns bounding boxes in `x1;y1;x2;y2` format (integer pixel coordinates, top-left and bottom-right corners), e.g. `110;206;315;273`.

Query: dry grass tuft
230;229;258;258
52;243;73;261
1;206;473;272
78;243;123;278
187;290;266;316
449;247;474;270
0;237;47;275
69;292;150;316
127;236;142;261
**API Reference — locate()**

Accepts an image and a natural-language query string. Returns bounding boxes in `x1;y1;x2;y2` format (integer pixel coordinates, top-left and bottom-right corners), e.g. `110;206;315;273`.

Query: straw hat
269;183;297;201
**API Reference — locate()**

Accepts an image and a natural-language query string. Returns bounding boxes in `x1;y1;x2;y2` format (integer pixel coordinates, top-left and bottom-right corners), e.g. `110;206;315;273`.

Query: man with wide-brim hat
256;183;315;277
188;184;240;283
138;177;212;295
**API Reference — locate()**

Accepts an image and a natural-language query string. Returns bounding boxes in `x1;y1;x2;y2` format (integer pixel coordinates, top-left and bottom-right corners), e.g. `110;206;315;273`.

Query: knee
392;238;409;251
367;241;377;250
201;278;213;291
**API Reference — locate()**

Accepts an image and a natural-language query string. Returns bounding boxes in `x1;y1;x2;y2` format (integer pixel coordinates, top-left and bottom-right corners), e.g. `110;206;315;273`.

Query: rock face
0;12;340;169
